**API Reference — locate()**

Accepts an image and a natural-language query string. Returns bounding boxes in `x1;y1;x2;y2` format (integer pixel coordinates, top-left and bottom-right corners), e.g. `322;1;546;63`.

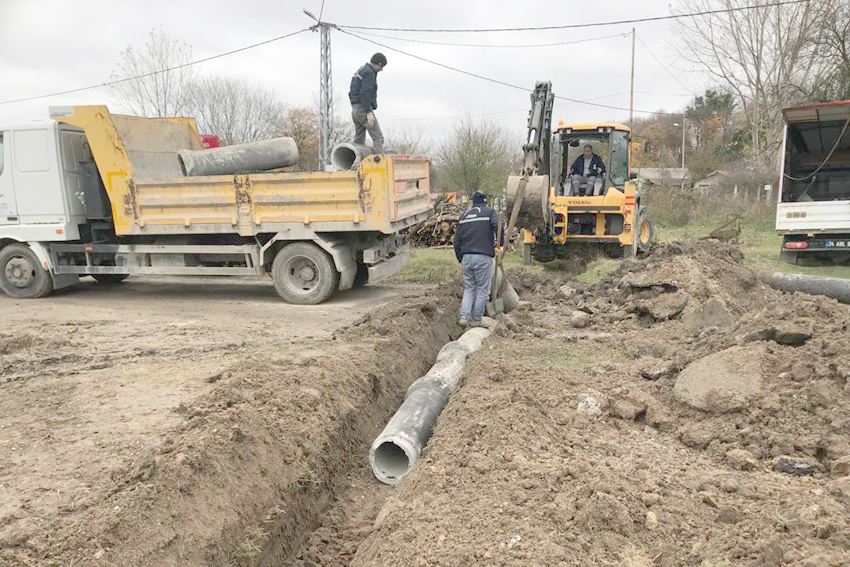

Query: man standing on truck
349;53;387;153
454;191;499;327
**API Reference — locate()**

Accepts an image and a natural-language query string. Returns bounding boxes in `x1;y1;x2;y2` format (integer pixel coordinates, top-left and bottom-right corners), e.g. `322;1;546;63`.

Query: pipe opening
331;146;358;170
373;441;411;482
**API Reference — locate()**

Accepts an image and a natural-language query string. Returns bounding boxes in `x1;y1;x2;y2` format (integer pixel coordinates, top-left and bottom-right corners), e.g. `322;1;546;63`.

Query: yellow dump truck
0;105;431;303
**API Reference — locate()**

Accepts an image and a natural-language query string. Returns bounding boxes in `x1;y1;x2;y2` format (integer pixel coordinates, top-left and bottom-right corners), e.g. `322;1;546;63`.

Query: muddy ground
0;275;455;566
3;246;850;567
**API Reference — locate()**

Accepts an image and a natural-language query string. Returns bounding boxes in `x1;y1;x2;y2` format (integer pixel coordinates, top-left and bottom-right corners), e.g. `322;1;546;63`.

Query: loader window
609;130;629;187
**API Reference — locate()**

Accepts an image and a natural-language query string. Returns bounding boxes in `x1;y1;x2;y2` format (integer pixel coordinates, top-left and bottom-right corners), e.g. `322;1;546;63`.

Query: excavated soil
0;278;460;567
343;243;850;567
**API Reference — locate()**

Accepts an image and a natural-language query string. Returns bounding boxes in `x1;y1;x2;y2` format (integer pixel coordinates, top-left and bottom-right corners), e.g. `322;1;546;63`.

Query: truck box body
0;105;432;303
777;100;850;263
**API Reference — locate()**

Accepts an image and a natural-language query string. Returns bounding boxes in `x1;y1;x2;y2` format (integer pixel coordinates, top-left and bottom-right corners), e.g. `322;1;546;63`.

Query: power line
338;0;809;33
385;92;633;122
339;29;678;116
318;0;327;21
0;28;310;106
353;30;629;48
635;33;695;96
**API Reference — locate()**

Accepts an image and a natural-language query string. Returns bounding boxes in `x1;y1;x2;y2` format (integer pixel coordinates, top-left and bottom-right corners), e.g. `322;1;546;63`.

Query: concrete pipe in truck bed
177;137;299;176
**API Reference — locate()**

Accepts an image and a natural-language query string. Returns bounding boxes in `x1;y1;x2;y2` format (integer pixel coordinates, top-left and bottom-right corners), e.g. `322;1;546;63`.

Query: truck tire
0;244;54;299
92;274;130;285
271;242;340;304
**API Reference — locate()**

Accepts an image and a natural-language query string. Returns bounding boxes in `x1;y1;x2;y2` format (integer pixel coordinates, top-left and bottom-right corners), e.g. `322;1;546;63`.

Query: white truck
0;106;432;303
777;100;850;265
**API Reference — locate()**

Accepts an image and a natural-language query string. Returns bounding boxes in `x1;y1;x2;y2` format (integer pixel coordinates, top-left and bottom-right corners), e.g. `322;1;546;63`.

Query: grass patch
389;248;460;284
576;258;620;284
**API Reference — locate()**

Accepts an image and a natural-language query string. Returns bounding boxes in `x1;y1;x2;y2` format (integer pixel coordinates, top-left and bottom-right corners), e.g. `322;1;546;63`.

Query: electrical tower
305;10;336;170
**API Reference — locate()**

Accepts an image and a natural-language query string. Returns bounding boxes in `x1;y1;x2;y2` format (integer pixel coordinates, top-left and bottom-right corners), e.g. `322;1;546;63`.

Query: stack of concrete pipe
370;326;492;485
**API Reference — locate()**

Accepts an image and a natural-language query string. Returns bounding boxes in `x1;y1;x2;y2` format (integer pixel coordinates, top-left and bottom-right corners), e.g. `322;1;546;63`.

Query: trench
238;301;462;567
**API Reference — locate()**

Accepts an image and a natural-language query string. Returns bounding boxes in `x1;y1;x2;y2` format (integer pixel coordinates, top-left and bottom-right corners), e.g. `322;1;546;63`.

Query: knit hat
472;191;487;204
371;52;387;66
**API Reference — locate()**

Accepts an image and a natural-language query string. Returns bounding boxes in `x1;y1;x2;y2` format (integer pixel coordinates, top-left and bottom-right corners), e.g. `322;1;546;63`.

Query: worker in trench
348;53;387;153
454;191;500;327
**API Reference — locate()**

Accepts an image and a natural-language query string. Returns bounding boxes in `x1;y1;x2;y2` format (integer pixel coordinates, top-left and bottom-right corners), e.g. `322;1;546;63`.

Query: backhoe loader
505;82;653;263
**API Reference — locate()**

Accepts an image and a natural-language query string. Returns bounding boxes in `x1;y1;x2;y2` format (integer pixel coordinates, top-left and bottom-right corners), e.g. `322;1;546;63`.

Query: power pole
305;9;336;170
629;28;635;130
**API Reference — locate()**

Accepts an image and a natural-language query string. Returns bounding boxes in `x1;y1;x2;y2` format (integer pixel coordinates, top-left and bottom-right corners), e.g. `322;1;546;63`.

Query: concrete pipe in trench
763;272;850;304
177;137;298;176
370;327;491;485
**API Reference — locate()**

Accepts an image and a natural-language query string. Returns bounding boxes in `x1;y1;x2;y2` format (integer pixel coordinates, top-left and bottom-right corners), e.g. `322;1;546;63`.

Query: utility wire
338;0;809;33
635;33;695;96
386;92;633;122
318;0;327;22
0;28;310;106
353;30;629;48
339;29;678;116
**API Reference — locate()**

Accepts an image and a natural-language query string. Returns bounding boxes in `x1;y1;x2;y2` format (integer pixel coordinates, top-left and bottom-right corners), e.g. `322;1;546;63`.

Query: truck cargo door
0;132;18;225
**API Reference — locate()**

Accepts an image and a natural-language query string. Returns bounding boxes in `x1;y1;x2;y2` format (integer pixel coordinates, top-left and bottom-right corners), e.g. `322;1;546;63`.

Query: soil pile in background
350;242;850;567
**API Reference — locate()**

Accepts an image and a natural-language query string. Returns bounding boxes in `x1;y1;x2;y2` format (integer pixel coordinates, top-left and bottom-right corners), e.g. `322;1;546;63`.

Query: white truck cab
0;120;93;295
777;100;850;265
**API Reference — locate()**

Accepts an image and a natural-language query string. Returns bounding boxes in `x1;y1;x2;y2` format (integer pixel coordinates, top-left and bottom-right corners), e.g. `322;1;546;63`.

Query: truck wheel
92;274;129;285
271;242;340;304
0;244;54;298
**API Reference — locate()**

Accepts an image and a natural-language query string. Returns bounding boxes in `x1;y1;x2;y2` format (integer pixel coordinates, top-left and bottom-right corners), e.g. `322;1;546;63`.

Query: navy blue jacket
349;63;378;111
454;205;499;261
570;154;605;177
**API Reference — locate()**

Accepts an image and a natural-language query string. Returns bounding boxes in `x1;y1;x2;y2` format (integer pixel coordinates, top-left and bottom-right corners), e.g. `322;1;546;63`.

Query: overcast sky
0;0;707;144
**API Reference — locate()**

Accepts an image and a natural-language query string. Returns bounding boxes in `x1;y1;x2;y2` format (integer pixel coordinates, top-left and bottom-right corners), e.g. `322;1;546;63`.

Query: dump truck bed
51;105;432;237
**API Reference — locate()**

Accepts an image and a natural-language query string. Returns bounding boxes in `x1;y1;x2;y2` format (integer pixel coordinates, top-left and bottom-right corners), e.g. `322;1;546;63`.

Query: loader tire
271;242;340;305
0;244;54;299
636;209;653;254
92;274;129;285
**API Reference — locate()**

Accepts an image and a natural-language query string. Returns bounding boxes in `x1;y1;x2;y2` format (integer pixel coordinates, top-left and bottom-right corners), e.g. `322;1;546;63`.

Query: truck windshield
783;119;850;202
609;130;629;187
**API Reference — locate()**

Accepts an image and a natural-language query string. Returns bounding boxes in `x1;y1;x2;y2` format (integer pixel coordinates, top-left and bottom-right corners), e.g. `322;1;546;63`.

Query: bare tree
187;76;284;145
385;124;431;156
436;116;519;198
276;107;320;171
674;0;821;166
810;0;850;101
109;27;197;117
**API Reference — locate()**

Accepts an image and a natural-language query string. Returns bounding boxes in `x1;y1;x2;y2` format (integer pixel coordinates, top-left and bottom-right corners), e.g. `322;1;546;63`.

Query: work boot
468;319;486;328
458;317;470;327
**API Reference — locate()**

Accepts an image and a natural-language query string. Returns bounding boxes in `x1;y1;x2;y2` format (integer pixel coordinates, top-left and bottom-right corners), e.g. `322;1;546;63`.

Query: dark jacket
454;205;499;261
348;63;378;111
570;154;605;177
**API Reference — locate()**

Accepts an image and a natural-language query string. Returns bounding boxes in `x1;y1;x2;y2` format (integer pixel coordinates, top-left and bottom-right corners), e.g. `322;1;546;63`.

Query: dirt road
0;276;439;566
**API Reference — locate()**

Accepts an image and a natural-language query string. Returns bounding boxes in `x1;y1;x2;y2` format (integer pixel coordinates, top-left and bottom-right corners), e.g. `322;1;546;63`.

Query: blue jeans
459;254;493;322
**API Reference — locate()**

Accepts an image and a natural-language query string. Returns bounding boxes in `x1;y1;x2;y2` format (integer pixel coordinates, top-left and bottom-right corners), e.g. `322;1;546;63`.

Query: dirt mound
348;242;850;566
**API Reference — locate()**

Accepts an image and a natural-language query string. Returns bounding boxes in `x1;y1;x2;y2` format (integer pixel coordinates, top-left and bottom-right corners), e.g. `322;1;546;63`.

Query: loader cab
554;123;631;196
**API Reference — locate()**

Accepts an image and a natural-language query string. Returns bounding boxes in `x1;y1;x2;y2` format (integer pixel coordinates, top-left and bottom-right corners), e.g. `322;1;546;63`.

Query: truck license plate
824;240;850;248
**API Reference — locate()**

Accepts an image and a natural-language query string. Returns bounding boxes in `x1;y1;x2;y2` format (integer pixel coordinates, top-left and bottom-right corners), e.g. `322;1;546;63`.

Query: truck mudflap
367;249;410;283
